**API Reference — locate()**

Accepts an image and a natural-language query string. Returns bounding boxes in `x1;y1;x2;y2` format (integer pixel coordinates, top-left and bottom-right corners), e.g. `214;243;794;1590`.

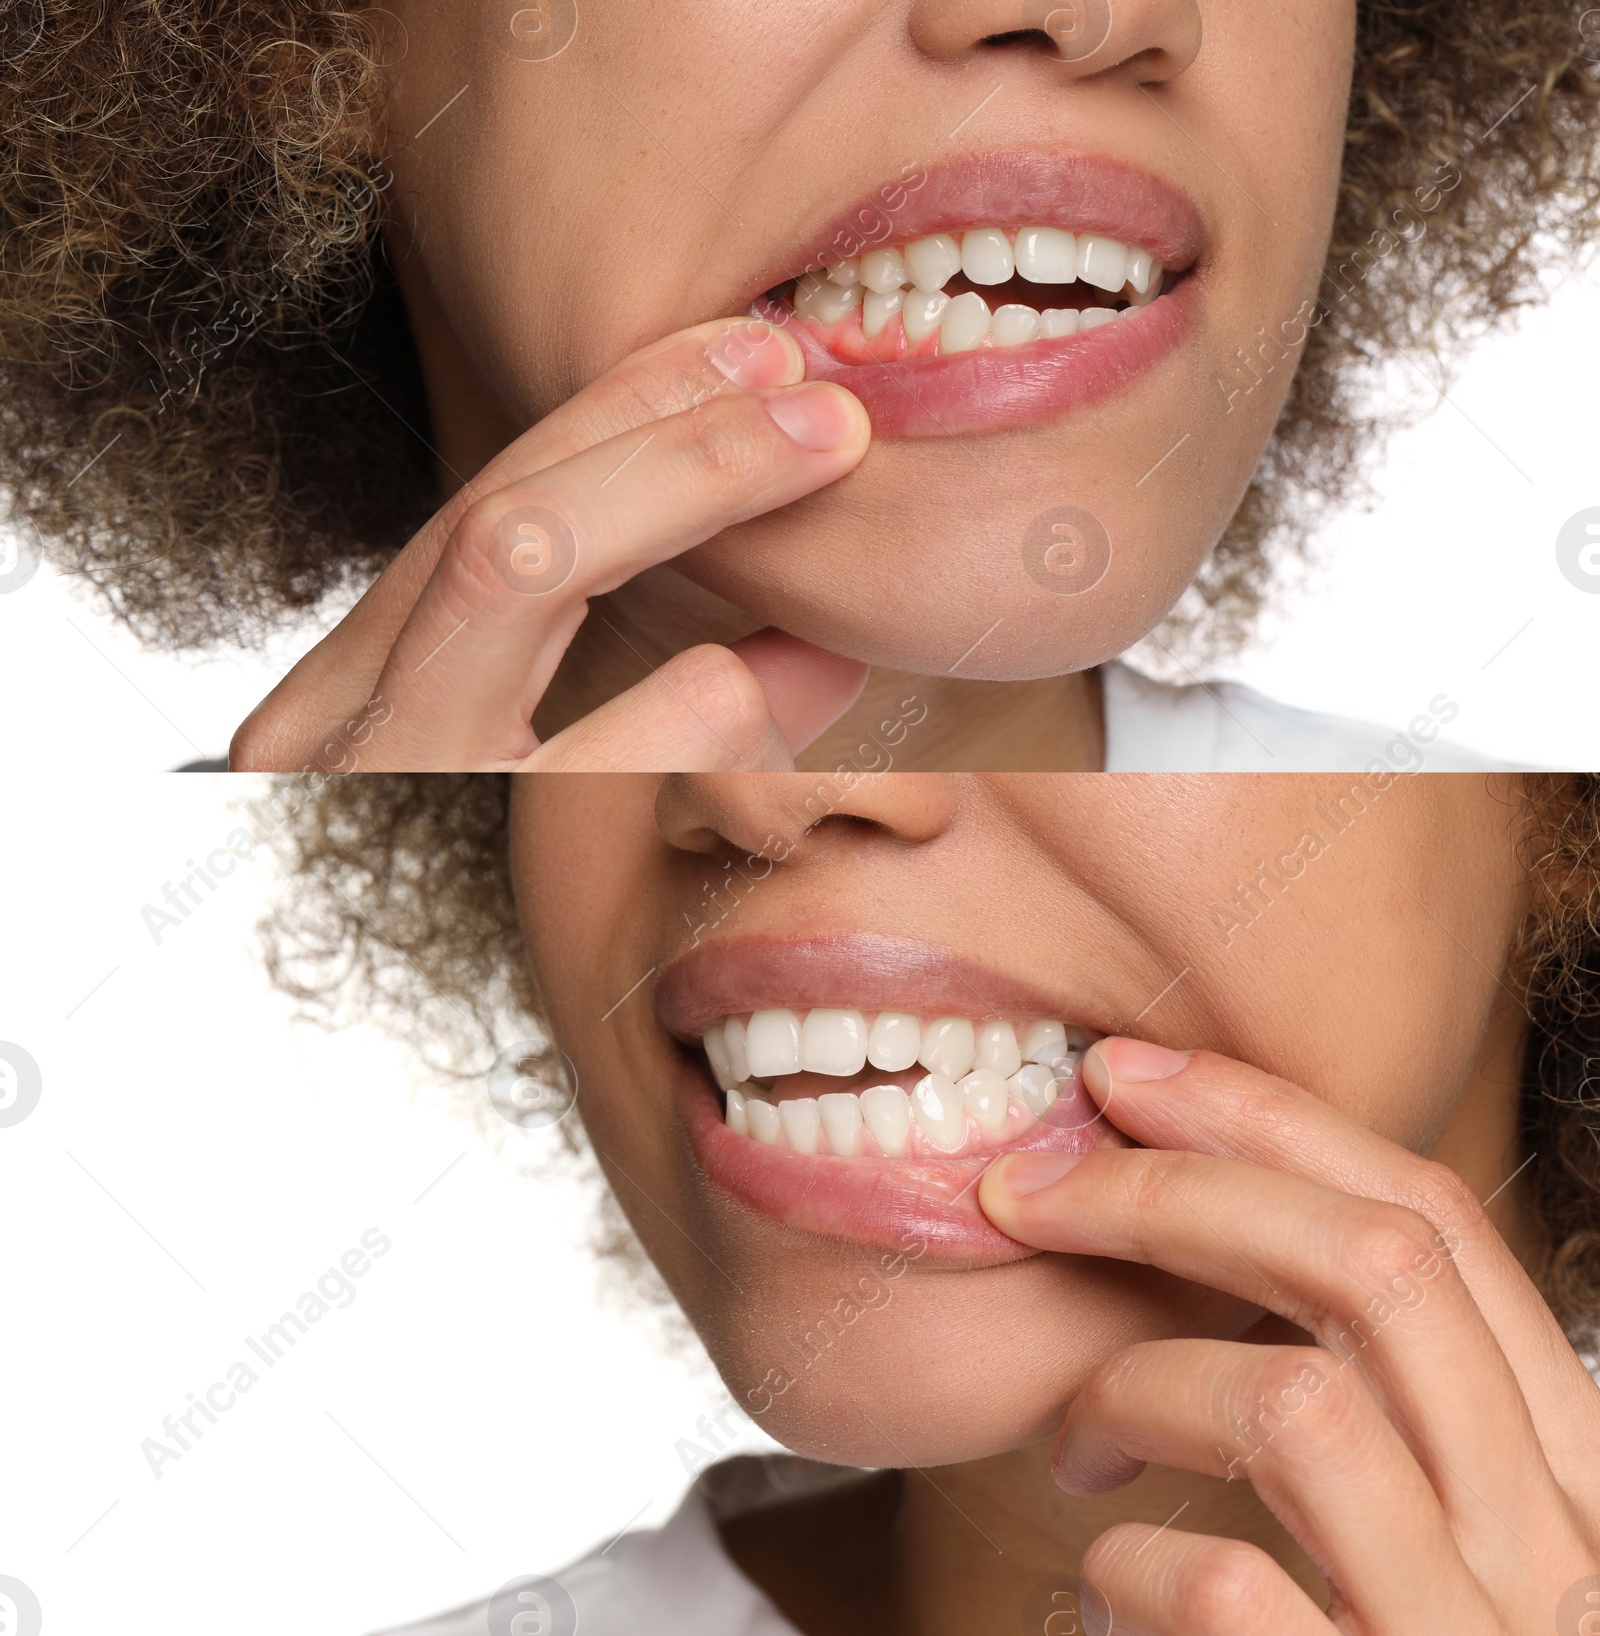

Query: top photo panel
3;0;1599;772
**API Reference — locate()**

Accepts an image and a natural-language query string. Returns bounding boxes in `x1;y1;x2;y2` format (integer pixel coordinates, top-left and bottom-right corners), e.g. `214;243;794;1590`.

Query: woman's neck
532;569;1107;771
723;1435;1323;1636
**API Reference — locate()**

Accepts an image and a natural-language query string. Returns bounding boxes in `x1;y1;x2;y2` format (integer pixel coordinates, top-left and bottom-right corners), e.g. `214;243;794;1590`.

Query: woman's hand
978;1038;1600;1634
229;318;872;771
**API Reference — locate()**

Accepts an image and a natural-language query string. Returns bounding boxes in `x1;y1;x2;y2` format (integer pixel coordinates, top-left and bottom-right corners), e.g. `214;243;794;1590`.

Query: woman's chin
698;1258;1261;1469
754;1394;1067;1470
678;546;1197;680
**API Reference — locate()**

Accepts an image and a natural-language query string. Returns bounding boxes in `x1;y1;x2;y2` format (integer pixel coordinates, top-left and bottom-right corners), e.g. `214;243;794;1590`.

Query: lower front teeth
1011;1063;1059;1118
863;287;904;339
860;1083;911;1156
991;304;1041;347
960;1068;1011;1136
818;1091;864;1156
911;1073;965;1150
779;1098;822;1154
941;292;992;354
745;1096;782;1144
901;289;948;345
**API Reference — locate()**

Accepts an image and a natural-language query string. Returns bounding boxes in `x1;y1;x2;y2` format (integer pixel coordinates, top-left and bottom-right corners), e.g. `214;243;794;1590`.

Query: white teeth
860;1083;912;1156
1130;261;1164;306
724;1015;750;1084
794;273;861;325
1014;225;1079;283
867;1011;922;1071
1009;1062;1059;1118
904;233;962;292
863;286;905;340
859;247;908;294
1020;1019;1068;1064
901;288;949;344
746;1097;783;1145
818;1091;864;1157
703;1023;737;1092
725;1086;749;1136
791;227;1162;355
919;1017;976;1080
974;1020;1022;1077
1077;235;1129;294
779;1096;822;1154
961;227;1014;285
991;304;1041;347
746;1009;802;1078
798;1007;868;1075
911;1073;966;1151
939;291;990;354
959;1068;1011;1136
709;1012;1084;1155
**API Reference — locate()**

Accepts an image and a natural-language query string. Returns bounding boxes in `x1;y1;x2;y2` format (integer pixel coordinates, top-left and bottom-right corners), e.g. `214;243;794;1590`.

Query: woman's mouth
742;149;1203;438
702;1008;1099;1160
657;934;1131;1261
779;226;1166;361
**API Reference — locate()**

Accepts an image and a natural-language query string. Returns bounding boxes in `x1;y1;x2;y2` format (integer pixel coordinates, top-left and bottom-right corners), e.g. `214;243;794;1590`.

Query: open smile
657;934;1130;1261
744;150;1204;438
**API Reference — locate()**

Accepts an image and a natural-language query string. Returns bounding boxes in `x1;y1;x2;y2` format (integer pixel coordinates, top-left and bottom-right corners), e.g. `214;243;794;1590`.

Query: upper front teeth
1014;225;1077;282
811;228;1160;298
799;1006;867;1075
960;228;1014;285
707;1009;1082;1086
903;233;963;292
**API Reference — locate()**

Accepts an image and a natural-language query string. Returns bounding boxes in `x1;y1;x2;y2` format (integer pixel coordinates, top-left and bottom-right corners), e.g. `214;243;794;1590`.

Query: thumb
729;628;869;754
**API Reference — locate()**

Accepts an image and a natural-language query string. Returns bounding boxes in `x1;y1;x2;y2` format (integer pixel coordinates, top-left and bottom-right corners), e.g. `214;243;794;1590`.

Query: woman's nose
908;0;1202;84
655;774;960;863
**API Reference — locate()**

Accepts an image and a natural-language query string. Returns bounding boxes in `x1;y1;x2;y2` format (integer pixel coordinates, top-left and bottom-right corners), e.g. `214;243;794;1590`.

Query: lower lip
752;276;1195;440
678;1059;1120;1264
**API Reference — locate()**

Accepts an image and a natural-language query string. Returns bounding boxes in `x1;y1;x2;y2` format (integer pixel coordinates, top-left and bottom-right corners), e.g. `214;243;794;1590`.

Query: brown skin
509;774;1600;1631
234;1;1355;771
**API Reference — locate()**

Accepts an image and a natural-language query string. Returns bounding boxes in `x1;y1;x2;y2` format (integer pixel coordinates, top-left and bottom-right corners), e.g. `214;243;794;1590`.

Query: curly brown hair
256;772;1600;1351
4;3;1599;650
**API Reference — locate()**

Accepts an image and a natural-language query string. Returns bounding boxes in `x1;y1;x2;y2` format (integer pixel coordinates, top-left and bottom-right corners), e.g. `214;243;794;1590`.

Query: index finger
265;317;805;718
1066;1039;1600;1482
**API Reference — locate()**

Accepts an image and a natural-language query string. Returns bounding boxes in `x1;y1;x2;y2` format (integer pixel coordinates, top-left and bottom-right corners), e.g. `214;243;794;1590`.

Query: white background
1;264;1597;770
0;776;781;1636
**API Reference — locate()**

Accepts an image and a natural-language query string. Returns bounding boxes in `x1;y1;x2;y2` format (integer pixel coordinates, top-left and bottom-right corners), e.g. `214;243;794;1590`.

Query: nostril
979;29;1061;52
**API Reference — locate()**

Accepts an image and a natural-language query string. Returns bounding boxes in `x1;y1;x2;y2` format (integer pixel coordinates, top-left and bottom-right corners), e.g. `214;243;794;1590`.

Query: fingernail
765;384;860;451
989;1151;1085;1198
1098;1037;1191;1083
706;321;800;389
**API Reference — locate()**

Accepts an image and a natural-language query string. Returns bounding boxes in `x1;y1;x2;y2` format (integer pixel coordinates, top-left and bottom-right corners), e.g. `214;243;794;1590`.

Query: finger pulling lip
679;1050;1125;1263
765;278;1195;438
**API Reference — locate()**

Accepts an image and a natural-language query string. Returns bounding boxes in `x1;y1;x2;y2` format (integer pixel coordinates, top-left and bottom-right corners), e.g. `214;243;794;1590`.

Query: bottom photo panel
5;772;1600;1636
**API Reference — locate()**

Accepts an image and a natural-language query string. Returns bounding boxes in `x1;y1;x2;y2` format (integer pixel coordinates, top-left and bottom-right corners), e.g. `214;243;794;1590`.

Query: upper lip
655;932;1117;1046
748;147;1206;305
